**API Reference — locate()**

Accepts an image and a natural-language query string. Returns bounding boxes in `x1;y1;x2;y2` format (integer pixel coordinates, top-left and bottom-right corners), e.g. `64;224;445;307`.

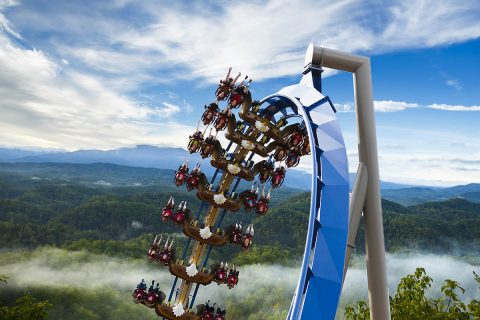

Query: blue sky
0;0;479;186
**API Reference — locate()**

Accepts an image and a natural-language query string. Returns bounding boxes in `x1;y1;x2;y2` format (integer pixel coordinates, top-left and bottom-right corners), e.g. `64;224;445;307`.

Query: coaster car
202;103;219;125
158;237;175;265
271;165;286;188
175;160;189;186
226;266;239;289
133;288;146;303
188;130;204;154
162;196;175;222
255;186;271;216
213;308;226;320
215;68;241;101
200;300;216;320
186;163;203;191
228;76;251;108
242;224;254;250
240;184;258;211
133;279;147;303
148;235;162;261
229;223;243;244
213;108;232;131
200;132;219;159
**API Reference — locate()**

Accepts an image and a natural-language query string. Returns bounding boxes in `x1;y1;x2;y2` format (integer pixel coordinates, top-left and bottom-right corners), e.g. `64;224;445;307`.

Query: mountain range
0;145;409;189
0;145;479;205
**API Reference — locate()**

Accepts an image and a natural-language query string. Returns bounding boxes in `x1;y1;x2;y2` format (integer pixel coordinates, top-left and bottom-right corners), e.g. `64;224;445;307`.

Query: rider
148;280;155;293
137;279;146;290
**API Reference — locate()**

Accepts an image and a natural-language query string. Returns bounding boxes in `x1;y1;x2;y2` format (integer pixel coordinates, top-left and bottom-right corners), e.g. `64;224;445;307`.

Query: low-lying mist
1;248;479;316
344;252;480;302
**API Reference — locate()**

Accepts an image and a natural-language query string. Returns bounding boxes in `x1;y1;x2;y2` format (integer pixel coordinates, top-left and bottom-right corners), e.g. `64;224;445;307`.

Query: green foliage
233;245;296;265
355;198;480;254
0;273;51;320
2;163;480;262
467;271;480;318
344;301;370;320
0;286;155;320
381;184;480;206
0;294;52;320
345;268;480;320
225;285;291;320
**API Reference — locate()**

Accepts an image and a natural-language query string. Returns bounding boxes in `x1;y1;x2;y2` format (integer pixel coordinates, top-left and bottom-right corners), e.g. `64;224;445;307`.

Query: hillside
1;163;480;262
0;165;302;262
0;146;417;190
381;184;480;205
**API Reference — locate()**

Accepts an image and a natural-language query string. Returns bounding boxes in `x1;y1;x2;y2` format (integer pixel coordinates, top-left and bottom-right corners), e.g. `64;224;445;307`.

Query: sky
0;0;479;186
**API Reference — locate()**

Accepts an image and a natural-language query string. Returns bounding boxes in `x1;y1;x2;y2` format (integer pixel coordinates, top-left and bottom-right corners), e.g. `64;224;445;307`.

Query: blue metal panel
259;76;349;319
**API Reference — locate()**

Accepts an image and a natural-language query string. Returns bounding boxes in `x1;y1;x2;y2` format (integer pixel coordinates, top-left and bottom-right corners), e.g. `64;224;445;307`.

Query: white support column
343;162;368;282
306;44;391;320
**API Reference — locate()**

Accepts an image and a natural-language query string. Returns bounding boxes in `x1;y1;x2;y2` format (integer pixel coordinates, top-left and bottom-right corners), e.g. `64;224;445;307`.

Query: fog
343;252;480;302
1;248;479;308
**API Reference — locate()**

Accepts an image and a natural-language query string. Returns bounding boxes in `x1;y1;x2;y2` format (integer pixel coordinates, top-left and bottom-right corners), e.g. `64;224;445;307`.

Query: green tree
345;268;480;319
0;273;52;320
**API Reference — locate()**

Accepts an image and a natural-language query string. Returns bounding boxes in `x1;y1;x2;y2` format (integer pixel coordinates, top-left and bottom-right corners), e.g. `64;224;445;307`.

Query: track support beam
306;44;391;320
343;162;368;282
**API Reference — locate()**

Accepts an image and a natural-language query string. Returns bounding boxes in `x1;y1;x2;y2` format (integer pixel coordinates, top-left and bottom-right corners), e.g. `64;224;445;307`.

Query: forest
0;163;479;319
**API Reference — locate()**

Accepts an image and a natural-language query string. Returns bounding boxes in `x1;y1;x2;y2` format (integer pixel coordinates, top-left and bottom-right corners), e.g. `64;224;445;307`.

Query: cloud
334;103;354;112
0;0;21;39
374;100;419;112
446;79;462;90
0;4;194;151
158;102;181;117
378;0;480;49
4;0;480;85
336;100;420;112
337;100;480;113
340;123;480;186
453;167;479;172
452;159;480;165
428;104;480;111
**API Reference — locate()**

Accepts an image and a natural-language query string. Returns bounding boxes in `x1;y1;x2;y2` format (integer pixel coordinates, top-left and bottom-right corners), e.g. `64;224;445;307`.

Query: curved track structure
259;78;349;320
132;44;390;320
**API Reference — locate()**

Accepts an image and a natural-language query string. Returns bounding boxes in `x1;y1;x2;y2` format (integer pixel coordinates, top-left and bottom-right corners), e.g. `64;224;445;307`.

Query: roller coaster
132;44;391;320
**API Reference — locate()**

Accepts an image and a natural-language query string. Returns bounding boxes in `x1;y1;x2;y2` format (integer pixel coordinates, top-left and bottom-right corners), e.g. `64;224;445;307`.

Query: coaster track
132;62;349;320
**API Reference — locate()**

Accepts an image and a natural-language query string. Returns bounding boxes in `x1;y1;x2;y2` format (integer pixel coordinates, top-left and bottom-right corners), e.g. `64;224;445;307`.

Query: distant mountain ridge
381;184;480;205
0;148;46;161
0;161;480;206
0;145;414;190
0;145;202;171
0;146;478;203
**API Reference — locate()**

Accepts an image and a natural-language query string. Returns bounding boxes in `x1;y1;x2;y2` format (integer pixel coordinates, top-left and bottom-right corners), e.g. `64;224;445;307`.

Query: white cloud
374;100;419;112
0;11;193;150
428;104;480;111
446;79;462;90
114;0;480;83
379;0;480;49
337;100;480;113
334;103;354;112
4;0;480;85
159;102;181;117
0;0;21;39
335;100;418;112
